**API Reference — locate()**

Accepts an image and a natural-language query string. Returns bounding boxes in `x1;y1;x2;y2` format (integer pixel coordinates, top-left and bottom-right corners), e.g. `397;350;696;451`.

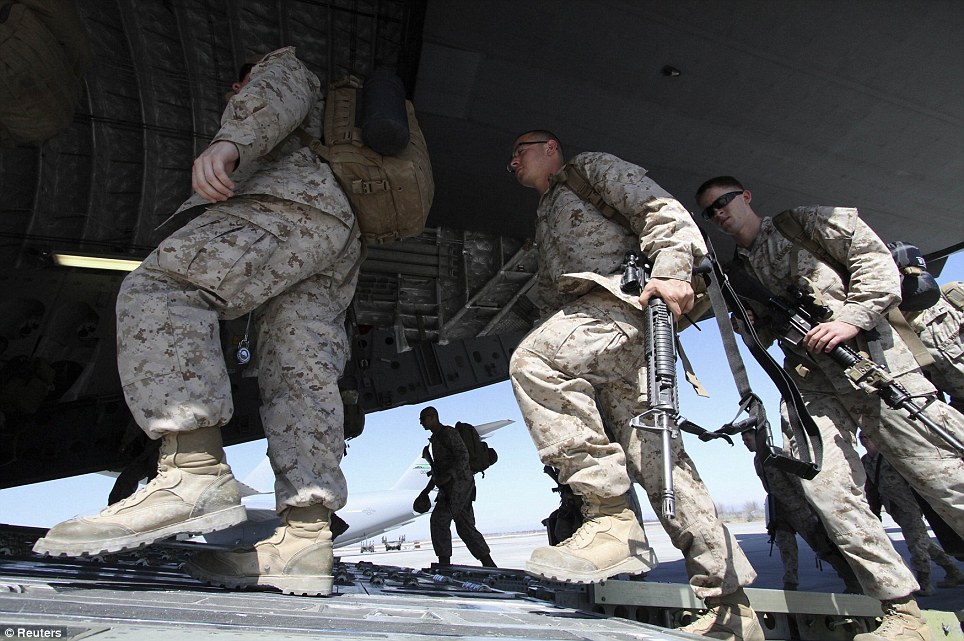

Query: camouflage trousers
781;506;844;569
116;196;360;512
510;290;757;598
888;498;958;576
768;423;860;588
782;365;964;599
772;528;799;586
430;479;490;560
836;372;964;538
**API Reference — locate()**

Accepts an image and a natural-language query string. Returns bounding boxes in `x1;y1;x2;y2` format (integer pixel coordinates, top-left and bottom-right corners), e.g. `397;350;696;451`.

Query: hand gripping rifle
619;250;693;519
733;270;964;457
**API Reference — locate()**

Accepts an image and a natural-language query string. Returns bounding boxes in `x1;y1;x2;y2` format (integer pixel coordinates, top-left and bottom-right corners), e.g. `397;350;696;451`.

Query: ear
742;189;752;205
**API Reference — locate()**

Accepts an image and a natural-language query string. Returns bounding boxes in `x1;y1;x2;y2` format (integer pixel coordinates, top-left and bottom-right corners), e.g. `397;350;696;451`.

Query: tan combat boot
525;494;657;583
185;503;335;596
677;587;765;641
853;595;930;641
33;426;245;557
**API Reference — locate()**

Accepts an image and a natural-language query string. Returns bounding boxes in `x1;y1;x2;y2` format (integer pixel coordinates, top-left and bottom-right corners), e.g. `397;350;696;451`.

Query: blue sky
2;252;961;541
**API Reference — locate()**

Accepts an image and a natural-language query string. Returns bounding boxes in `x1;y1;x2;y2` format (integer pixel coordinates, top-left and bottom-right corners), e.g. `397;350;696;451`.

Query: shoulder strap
771;211;934;368
772;210;850;286
888;308;934;367
554;162;632;231
555;162;710;396
293;126;331;160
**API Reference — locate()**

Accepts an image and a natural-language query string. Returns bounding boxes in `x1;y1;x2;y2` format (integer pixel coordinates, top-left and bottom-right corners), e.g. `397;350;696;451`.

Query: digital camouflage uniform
510;152;757;599
117;47;361;513
902;287;964;412
756;451;860;591
428;425;491;561
739;206;964;600
862;452;963;584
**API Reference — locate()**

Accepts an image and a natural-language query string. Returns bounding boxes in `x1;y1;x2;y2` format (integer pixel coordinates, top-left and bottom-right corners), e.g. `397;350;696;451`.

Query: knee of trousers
509;346;543;383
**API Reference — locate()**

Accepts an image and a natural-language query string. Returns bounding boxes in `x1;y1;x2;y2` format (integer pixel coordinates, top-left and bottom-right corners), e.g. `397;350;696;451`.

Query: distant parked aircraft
202;420;514;550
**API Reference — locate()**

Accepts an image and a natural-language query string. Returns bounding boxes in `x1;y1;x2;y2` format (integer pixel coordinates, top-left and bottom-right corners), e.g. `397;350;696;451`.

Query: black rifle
620;250;696;519
733;269;964;457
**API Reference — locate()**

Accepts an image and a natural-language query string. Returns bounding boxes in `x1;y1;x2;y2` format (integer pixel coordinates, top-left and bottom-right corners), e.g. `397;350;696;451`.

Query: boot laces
558;516;602;548
873;604;914;636
108;474;169;511
678;605;722;632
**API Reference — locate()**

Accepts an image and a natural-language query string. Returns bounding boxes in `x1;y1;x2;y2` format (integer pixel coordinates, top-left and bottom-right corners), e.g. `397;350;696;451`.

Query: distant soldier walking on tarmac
696;175;964;641
508;131;763;641
419;406;496;568
34;48;363;597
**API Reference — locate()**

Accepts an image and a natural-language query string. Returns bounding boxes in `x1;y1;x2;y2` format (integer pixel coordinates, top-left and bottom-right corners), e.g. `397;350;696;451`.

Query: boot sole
32;505;248;557
184;562;334;597
525;554;654;584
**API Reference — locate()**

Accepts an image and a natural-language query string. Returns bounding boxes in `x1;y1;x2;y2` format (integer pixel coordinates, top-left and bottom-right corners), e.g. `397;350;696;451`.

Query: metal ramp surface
1;526;961;640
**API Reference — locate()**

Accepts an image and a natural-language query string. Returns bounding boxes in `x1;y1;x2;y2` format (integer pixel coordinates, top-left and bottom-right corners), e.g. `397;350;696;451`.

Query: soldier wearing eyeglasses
507;131;763;641
696;175;964;641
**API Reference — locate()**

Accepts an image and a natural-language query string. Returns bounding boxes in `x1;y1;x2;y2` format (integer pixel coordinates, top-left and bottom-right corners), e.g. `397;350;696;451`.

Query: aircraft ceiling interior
1;0;961;490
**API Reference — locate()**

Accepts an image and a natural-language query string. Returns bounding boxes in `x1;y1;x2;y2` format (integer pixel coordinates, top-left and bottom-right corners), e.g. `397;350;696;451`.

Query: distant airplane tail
390;457;434;491
474;419;514;439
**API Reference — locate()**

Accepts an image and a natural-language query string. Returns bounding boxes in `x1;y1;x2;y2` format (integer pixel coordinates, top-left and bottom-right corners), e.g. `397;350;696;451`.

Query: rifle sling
704;240;823;477
888;308;935;368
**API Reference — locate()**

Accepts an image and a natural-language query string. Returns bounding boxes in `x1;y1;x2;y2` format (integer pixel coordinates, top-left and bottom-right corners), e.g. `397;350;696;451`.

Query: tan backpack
300;75;434;245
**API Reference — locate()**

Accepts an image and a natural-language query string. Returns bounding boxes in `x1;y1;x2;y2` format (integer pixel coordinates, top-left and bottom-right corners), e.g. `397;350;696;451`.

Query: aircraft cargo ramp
1;525;961;640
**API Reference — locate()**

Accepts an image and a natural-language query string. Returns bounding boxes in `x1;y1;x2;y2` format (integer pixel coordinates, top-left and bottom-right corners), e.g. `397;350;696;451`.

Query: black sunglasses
701;190;744;221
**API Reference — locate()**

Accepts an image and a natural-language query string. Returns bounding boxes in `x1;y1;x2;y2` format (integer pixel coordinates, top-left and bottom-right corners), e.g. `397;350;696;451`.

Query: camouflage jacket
175;47;354;230
430;425;473;488
534;152;706;315
737;207;932;394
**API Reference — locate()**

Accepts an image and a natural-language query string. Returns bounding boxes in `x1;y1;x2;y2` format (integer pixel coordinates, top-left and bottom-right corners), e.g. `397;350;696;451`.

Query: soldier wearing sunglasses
696;176;964;641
